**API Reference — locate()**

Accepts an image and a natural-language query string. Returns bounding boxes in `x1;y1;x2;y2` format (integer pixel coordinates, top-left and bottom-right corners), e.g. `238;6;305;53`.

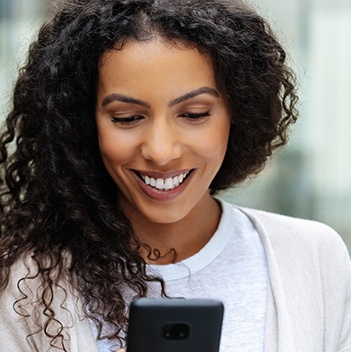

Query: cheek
197;123;230;162
97;130;134;168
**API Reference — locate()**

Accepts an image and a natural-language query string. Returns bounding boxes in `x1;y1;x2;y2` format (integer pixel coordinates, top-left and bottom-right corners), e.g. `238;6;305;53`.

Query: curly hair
0;0;298;349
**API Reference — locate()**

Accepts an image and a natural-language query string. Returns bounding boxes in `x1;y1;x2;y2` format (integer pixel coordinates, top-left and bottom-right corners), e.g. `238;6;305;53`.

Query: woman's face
95;38;231;225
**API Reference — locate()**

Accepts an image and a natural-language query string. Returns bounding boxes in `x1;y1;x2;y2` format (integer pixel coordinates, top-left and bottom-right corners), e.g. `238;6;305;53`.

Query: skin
95;37;231;264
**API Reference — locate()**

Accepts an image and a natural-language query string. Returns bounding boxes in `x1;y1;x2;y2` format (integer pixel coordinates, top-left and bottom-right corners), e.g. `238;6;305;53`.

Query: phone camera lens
163;323;190;340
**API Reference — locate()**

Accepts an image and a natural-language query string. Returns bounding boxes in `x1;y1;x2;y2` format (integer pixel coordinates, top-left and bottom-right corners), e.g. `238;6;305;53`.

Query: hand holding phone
126;298;224;352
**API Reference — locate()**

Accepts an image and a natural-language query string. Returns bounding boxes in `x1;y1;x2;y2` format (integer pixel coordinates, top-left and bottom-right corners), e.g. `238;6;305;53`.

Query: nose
141;117;182;166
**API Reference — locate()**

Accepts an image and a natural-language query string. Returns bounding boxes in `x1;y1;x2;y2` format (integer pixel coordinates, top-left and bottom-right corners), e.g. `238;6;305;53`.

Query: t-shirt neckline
147;199;234;281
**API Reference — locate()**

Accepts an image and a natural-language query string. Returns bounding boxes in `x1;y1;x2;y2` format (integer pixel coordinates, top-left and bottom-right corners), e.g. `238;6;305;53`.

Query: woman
1;0;350;351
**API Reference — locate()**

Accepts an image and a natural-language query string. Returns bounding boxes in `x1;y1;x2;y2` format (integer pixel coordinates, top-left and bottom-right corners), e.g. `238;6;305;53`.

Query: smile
139;170;191;191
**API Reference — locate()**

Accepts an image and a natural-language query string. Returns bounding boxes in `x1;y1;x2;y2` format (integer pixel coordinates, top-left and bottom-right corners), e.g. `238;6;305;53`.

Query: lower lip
133;171;194;202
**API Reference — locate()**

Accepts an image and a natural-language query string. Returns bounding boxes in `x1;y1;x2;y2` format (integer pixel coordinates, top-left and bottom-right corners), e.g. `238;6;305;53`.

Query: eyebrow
101;87;220;108
102;94;150;108
168;87;220;107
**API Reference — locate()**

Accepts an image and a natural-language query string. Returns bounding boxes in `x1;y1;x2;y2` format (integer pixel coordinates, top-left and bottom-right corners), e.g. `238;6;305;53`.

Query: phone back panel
127;298;224;352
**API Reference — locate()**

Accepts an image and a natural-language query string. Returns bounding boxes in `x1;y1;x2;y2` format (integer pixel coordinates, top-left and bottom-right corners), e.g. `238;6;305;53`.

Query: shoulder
231;205;351;284
237;205;347;252
218;200;350;267
0;252;97;351
0;251;80;327
2;250;73;290
226;206;351;349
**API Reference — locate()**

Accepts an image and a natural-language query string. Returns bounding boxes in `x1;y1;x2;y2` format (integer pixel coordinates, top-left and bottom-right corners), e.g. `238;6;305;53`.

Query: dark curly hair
0;0;298;349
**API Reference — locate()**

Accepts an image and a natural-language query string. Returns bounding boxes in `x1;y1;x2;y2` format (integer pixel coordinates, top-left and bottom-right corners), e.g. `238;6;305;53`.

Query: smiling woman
95;39;230;243
0;0;350;351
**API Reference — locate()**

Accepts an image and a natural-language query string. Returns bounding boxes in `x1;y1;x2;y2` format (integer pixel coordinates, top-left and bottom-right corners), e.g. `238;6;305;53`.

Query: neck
127;195;222;264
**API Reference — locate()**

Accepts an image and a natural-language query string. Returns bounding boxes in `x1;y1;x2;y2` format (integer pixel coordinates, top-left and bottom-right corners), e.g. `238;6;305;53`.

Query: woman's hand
116;349;126;352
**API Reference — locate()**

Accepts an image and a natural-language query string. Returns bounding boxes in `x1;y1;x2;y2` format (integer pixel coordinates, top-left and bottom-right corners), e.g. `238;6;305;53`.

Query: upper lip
132;169;193;179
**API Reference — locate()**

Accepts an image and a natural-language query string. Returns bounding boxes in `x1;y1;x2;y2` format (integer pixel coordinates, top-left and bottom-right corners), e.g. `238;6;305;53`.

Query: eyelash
180;111;211;120
110;111;211;125
111;115;143;125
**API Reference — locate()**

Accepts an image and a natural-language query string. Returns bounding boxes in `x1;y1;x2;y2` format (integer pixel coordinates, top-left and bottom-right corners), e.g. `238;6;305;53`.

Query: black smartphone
126;297;224;352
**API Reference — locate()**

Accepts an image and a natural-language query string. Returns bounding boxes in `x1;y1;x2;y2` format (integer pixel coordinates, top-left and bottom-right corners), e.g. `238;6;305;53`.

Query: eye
179;111;211;122
111;115;144;126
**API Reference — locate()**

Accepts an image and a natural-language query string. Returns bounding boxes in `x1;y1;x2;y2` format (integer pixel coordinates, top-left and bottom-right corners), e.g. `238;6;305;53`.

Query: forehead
97;38;216;88
99;37;207;63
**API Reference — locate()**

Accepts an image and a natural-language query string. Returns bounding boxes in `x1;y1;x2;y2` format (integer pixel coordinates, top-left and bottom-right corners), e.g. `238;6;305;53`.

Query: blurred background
0;0;350;249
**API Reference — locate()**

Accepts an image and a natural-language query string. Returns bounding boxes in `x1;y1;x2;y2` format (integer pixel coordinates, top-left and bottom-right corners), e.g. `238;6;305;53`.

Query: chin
140;207;191;225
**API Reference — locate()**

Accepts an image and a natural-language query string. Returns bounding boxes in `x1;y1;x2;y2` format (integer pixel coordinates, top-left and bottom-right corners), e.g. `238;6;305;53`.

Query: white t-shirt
91;200;268;351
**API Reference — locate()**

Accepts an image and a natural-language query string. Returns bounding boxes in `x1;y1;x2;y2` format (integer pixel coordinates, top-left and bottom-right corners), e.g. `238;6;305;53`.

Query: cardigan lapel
240;207;297;352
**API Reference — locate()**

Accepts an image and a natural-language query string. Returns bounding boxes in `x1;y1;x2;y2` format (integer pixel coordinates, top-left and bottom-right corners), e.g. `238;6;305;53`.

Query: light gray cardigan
1;208;351;351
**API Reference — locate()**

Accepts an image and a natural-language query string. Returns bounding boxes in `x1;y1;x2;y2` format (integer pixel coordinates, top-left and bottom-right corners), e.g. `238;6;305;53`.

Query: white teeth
145;175;150;185
155;178;164;190
172;176;179;188
164;177;173;191
141;171;190;191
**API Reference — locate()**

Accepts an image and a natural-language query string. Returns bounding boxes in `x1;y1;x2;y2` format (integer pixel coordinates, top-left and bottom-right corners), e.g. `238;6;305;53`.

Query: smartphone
126;297;224;352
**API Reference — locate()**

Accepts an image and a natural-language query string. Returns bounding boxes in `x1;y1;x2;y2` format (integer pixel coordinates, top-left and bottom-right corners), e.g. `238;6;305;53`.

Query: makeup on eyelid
110;110;211;126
